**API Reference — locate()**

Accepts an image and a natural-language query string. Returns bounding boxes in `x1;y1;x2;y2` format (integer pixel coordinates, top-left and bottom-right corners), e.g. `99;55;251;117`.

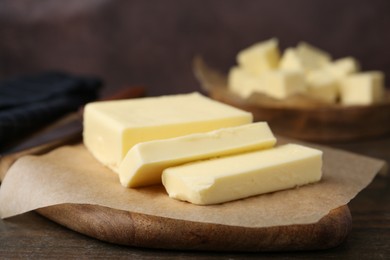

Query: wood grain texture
36;204;351;252
1;176;389;259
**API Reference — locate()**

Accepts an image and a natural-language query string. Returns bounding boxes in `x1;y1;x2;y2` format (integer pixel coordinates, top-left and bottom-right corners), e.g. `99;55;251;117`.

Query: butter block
262;70;306;99
83;92;253;171
339;71;385;105
119;122;276;188
280;43;331;72
237;38;280;75
306;69;339;103
326;57;360;79
228;66;265;98
279;48;304;72
295;42;331;71
162;144;322;205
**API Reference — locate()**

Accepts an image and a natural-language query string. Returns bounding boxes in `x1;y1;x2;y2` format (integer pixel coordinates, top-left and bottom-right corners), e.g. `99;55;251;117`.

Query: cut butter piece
326;57;360;79
237;38;280;76
262;70;306;99
162;144;322;205
119;122;276;188
339;71;385;105
306;69;339;103
295;42;331;71
227;66;265;98
83;92;253;171
279;48;304;72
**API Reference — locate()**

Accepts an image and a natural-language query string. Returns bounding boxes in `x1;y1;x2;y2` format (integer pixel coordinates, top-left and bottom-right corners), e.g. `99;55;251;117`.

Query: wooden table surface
0;133;389;259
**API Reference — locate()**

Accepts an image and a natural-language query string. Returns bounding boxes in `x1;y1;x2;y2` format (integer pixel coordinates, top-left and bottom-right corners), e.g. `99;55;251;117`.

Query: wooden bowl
193;57;390;143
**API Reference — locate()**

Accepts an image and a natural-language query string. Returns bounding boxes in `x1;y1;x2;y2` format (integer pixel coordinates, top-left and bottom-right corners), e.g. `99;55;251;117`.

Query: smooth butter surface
326;57;360;79
340;71;384;105
119;122;276;188
295;42;331;71
83;92;253;171
306;69;339;103
227;66;265;98
162;144;322;205
262;70;306;99
280;43;331;72
237;38;280;76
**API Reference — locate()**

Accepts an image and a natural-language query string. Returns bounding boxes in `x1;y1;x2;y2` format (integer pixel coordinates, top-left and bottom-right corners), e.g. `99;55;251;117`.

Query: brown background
0;0;389;96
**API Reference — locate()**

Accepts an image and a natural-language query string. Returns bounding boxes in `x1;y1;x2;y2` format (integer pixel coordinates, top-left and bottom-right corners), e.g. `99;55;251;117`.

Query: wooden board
0;127;354;252
36;204;351;252
0;141;354;252
193;57;390;143
0;83;354;252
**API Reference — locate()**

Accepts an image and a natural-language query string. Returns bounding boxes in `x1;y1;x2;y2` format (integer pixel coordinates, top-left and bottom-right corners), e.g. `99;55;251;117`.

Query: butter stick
162;144;322;205
83;92;253;171
119;122;276;188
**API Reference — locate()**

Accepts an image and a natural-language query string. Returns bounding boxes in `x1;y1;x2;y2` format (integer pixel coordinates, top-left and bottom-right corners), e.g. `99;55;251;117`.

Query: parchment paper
0;139;385;228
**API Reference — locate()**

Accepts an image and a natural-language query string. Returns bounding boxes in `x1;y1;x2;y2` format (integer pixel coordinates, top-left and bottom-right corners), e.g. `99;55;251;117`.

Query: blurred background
0;0;389;96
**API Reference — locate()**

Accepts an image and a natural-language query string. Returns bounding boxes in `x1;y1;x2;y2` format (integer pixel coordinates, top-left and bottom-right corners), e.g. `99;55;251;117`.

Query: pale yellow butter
295;42;331;71
339;71;385;105
119;122;276;188
83;92;253;171
306;69;339;103
162;143;322;205
237;38;280;76
262;70;306;99
326;57;360;79
279;43;331;73
227;66;265;98
279;48;304;72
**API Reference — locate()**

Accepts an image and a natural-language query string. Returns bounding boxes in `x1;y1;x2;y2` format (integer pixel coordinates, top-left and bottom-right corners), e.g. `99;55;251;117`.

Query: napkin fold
0;72;101;146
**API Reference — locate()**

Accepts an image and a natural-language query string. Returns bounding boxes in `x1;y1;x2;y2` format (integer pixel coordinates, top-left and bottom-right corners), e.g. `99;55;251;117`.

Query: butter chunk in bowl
193;39;390;142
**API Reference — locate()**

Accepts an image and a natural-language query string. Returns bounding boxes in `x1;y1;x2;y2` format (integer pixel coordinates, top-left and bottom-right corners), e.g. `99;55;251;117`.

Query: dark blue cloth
0;72;101;146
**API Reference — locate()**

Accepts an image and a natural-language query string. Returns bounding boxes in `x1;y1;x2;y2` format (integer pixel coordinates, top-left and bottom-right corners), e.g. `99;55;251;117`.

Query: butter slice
262;70;306;99
228;66;265;98
339;71;385;105
162;144;322;205
119;122;276;188
83;93;253;171
237;38;280;76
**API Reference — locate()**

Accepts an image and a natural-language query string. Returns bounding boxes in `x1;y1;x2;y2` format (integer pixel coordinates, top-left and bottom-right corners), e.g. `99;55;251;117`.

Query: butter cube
279;48;304;72
227;66;265;98
83;93;253;170
162;144;322;205
237;38;280;76
326;57;360;79
306;70;339;103
296;42;331;70
339;71;385;105
262;70;306;99
279;43;331;73
119;122;276;188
